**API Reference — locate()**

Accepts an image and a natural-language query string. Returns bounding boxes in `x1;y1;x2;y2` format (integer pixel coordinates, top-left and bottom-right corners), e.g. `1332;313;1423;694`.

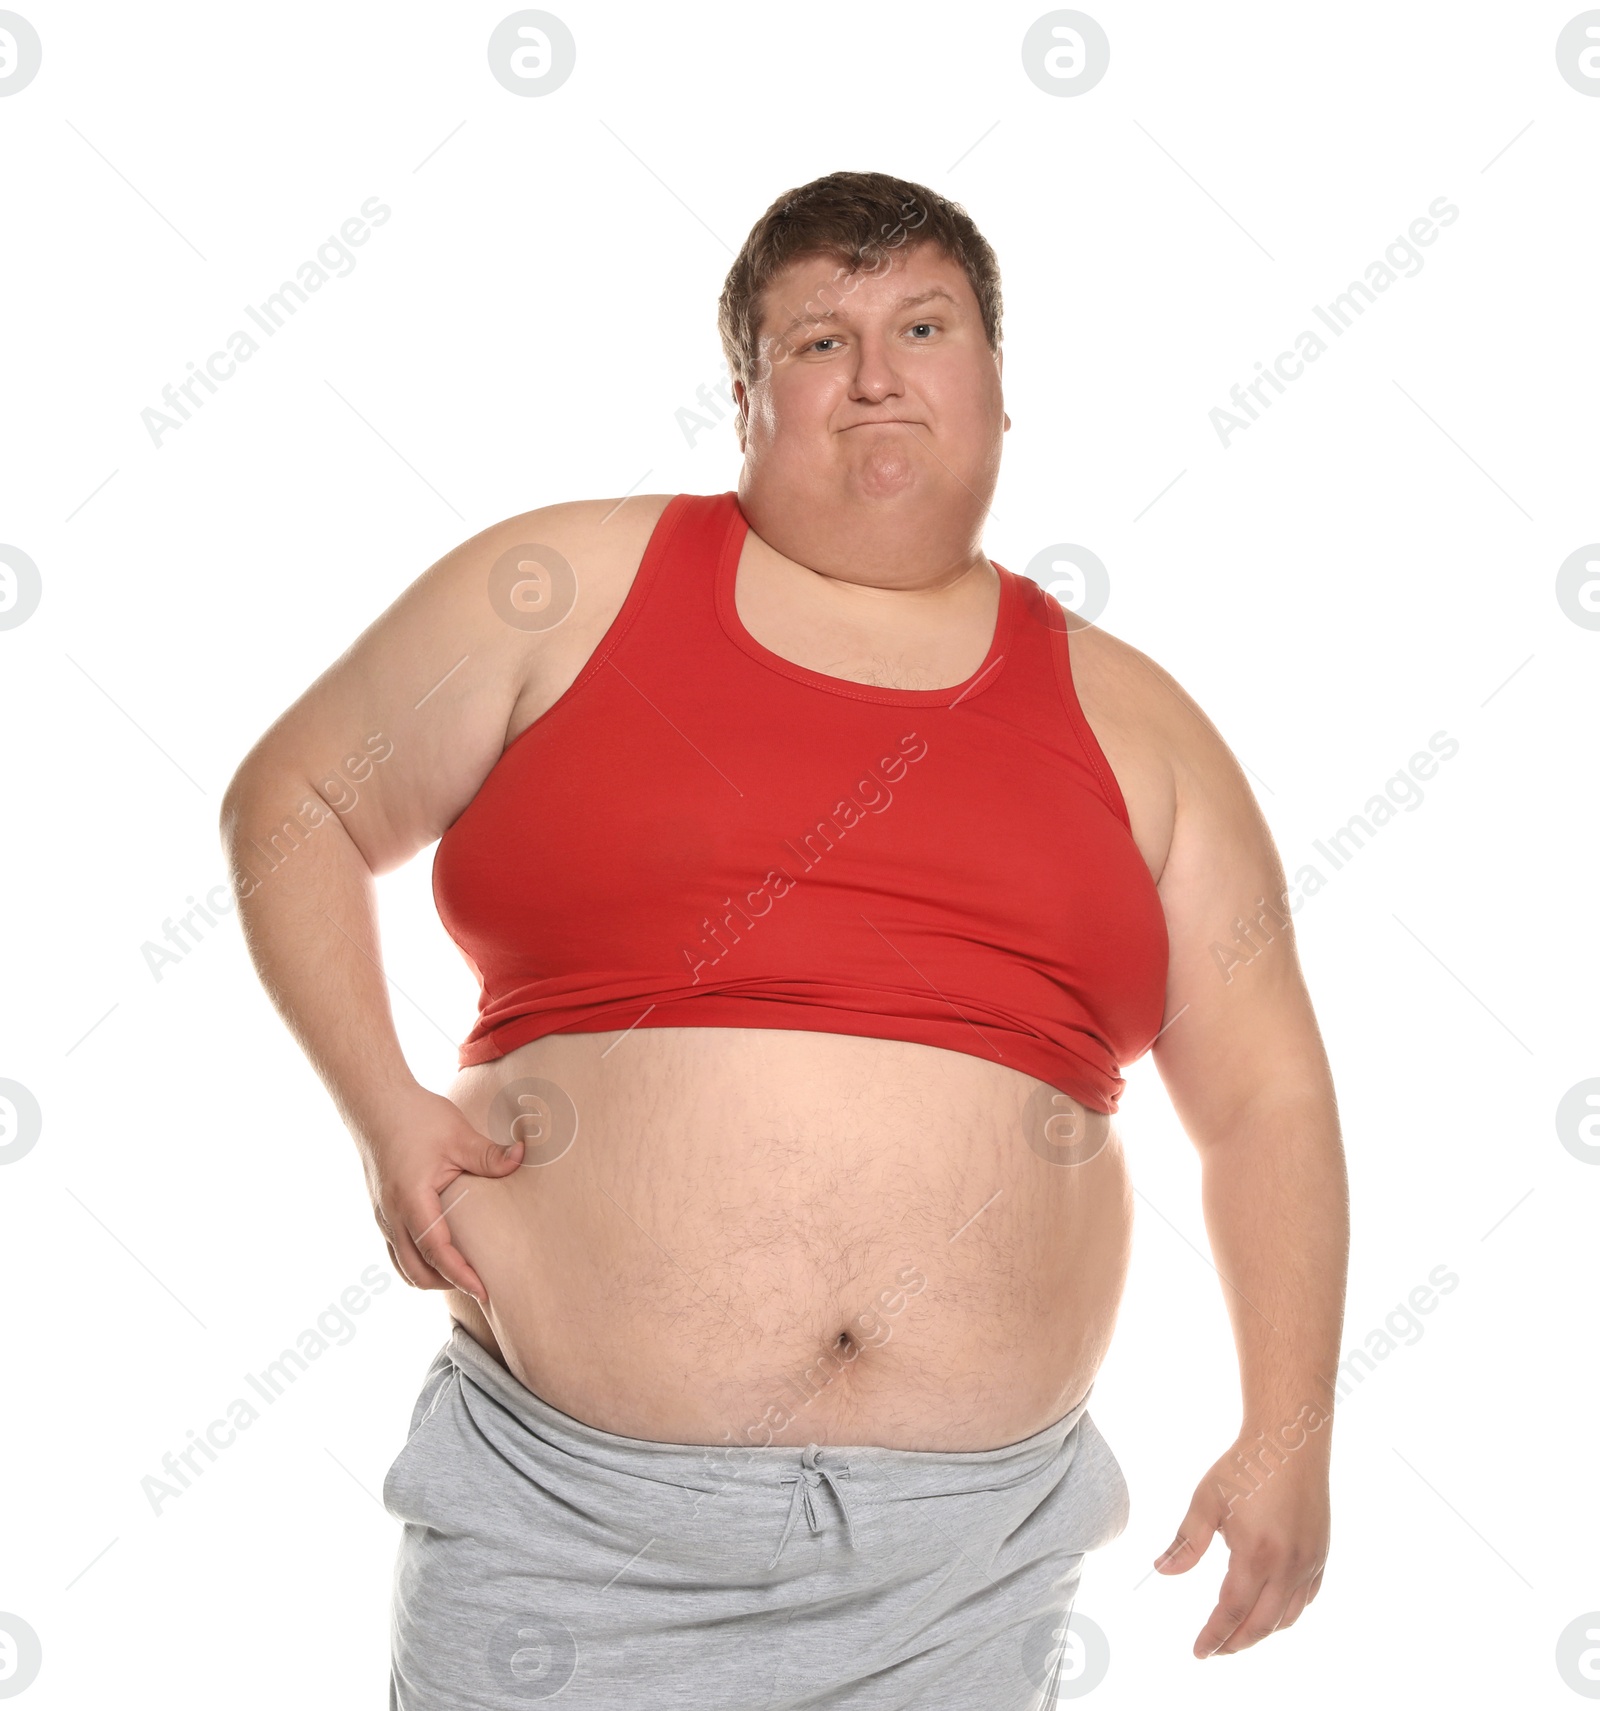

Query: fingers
409;1184;488;1306
1197;1567;1273;1656
392;1218;454;1292
373;1201;453;1294
368;1123;508;1302
1205;1581;1296;1656
1196;1557;1321;1657
1272;1579;1313;1633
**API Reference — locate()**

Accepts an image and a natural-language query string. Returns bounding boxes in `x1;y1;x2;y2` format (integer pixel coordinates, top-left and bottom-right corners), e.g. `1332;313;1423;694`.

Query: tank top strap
600;490;735;672
994;568;1132;830
982;563;1065;714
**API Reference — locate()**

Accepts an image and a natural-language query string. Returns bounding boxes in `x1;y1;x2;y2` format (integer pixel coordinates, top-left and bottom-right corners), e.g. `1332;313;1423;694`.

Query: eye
808;336;840;353
909;323;937;339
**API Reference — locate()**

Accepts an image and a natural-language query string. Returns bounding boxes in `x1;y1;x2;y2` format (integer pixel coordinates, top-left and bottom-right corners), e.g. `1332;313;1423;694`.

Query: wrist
1238;1395;1336;1459
340;1069;432;1146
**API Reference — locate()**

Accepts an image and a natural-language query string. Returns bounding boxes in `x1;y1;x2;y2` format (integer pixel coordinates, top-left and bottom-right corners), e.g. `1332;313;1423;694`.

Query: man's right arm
217;499;635;1297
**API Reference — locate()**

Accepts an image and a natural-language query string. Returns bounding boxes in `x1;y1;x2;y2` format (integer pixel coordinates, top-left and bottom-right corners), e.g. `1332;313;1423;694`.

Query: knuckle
388;1241;423;1285
403;1210;441;1250
411;1234;456;1282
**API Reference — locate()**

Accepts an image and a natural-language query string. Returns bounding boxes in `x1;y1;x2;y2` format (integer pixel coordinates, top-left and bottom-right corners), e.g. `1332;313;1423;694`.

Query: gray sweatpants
383;1326;1130;1708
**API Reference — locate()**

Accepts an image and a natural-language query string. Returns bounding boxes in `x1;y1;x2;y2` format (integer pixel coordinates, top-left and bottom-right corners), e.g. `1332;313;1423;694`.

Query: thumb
1154;1498;1220;1575
470;1129;526;1175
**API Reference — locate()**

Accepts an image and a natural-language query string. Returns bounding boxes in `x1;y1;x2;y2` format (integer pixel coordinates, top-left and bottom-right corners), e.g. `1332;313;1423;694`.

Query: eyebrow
768;287;960;345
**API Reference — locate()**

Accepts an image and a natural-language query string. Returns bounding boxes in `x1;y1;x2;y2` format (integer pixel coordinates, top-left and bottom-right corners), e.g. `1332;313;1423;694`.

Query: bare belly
439;1026;1132;1451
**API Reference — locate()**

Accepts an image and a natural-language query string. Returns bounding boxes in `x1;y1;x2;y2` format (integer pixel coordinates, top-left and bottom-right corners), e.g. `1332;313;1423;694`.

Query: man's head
717;171;1007;515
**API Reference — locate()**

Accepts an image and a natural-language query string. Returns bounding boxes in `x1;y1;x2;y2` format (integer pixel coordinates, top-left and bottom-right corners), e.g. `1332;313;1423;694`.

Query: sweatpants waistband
437;1323;1097;1502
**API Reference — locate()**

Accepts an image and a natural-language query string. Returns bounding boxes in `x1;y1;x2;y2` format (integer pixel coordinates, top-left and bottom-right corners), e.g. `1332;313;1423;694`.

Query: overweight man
221;168;1347;1707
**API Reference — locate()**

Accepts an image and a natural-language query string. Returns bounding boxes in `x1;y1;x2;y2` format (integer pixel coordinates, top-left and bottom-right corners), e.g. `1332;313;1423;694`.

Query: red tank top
432;491;1168;1113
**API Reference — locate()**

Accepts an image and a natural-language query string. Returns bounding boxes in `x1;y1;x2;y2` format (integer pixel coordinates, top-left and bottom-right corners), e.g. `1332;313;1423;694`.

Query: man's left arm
1144;677;1350;1659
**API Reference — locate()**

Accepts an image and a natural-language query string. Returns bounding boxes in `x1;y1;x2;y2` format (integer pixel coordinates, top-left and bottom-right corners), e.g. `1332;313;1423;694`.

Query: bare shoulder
476;490;676;619
1052;621;1332;1130
221;492;679;876
1031;609;1323;1127
1054;607;1255;886
491;492;677;737
511;491;677;570
405;486;678;746
409;485;681;799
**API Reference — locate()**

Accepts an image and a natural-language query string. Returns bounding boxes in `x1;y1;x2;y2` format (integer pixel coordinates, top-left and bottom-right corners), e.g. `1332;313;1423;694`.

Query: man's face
734;242;1006;506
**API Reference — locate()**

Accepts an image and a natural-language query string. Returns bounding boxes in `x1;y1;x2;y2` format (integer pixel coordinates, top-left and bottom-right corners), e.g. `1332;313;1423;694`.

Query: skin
220;235;1347;1663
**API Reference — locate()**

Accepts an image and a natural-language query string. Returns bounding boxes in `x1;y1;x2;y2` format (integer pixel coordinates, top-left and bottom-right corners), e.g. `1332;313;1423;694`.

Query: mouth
842;420;920;430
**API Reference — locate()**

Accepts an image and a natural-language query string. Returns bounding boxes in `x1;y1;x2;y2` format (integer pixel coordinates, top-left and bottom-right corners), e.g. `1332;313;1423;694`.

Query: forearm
219;766;425;1142
1195;1095;1350;1444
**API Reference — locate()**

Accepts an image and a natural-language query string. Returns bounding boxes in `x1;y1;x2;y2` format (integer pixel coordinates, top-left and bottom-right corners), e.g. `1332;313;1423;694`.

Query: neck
736;477;993;598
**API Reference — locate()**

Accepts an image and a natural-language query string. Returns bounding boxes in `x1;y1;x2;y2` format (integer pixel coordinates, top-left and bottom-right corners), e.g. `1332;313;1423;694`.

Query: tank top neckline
712;490;1019;707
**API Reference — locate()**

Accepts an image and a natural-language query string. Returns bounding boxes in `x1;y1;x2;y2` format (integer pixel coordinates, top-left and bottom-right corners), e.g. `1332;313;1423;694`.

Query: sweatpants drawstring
769;1444;858;1569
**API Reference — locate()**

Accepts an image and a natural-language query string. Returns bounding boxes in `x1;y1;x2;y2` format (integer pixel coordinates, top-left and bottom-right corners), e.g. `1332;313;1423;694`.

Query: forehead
757;241;975;338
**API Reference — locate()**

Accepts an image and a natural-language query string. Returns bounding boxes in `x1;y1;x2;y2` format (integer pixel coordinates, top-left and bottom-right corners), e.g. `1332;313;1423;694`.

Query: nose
845;331;906;407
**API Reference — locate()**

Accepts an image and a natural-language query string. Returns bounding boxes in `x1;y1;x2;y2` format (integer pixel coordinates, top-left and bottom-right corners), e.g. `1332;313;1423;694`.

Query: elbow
217;771;260;900
218;756;292;861
218;764;256;846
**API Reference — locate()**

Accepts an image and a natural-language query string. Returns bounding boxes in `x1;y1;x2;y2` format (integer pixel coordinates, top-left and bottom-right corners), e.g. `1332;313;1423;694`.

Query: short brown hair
717;170;1003;440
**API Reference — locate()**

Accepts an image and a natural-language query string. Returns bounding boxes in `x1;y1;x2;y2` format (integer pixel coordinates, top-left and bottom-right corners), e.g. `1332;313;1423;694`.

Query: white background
1;2;1596;1705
